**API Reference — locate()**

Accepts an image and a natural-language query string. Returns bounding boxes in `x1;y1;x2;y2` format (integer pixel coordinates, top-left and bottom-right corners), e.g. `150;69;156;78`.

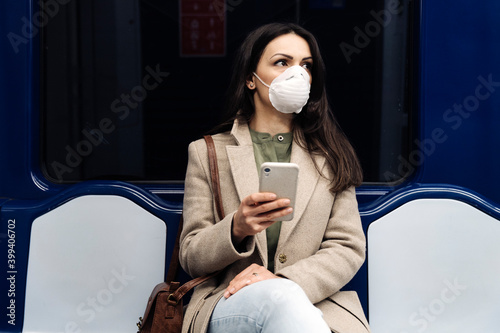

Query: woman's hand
224;263;280;298
232;192;292;244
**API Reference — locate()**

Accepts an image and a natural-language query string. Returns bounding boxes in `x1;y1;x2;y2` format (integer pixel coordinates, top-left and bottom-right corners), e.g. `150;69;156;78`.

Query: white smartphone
259;162;299;221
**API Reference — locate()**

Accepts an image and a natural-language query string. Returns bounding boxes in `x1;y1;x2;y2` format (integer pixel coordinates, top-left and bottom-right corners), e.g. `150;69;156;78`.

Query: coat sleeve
179;140;256;278
275;186;366;304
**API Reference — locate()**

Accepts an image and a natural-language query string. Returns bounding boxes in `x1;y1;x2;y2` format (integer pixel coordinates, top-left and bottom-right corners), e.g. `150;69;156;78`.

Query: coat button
278;253;287;263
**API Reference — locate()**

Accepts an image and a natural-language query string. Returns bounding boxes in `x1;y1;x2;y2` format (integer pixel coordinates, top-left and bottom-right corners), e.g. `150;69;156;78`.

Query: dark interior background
42;0;413;183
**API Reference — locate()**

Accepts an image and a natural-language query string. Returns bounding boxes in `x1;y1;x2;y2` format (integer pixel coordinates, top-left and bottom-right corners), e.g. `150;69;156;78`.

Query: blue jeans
208;279;331;333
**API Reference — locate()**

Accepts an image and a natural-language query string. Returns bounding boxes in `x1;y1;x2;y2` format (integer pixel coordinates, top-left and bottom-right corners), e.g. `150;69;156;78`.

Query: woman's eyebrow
270;53;313;62
270;53;293;60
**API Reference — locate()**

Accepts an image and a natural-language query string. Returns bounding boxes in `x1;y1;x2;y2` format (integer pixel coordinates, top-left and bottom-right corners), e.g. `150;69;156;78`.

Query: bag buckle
136;316;143;332
167;293;179;305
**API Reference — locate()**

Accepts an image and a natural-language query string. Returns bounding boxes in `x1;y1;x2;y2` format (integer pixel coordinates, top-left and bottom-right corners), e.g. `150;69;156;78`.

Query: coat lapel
277;140;325;247
226;120;268;265
225;119;259;203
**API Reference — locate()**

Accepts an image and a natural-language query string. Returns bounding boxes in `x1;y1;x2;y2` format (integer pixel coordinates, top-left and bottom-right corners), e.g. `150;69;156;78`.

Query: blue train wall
1;0;499;332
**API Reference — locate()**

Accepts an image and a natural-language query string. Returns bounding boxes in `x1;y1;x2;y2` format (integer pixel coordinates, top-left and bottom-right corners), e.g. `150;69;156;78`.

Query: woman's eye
275;60;287;67
302;62;313;70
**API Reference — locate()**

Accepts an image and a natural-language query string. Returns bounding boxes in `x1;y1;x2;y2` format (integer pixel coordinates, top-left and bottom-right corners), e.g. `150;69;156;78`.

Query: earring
249;82;254;87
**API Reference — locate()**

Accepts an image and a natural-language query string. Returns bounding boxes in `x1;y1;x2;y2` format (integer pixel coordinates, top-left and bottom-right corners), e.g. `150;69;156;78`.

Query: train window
41;0;415;184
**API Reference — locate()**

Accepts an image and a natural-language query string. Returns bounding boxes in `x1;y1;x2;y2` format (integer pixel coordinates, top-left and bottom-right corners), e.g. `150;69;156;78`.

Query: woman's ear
246;79;256;90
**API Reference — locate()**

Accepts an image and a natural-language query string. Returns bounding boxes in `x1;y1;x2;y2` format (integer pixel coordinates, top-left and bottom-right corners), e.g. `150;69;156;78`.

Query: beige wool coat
180;118;370;333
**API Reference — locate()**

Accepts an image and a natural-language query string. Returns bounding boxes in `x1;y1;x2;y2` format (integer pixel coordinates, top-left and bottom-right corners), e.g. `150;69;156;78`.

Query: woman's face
248;33;313;108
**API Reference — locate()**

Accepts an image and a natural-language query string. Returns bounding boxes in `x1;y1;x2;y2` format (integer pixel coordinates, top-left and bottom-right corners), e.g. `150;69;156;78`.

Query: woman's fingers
224;264;279;298
242;193;291;222
242;192;277;206
232;192;293;243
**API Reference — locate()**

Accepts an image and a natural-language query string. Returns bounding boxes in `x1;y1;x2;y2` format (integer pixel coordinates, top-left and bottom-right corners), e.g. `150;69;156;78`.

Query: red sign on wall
180;0;226;56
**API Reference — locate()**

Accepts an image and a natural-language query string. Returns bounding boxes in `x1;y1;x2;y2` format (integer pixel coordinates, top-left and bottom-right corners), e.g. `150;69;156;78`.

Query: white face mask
253;65;311;114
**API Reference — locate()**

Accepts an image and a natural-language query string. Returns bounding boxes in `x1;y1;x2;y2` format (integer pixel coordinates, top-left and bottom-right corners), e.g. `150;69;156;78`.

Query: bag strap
165;217;183;283
204;135;225;220
165;135;223;283
167;272;216;304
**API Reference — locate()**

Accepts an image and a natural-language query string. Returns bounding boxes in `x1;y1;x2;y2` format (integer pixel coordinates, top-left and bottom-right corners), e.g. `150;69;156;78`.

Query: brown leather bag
137;135;224;333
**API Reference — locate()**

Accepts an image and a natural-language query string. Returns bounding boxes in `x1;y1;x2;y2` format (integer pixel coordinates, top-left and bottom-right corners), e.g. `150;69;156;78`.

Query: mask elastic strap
252;72;270;88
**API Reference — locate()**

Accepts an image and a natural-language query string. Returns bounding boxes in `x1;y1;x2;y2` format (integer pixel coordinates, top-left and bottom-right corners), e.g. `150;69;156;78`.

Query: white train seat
368;198;500;332
22;195;168;333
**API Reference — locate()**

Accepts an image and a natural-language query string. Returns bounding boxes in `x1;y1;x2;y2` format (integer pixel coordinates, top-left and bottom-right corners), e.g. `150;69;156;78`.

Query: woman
180;23;370;333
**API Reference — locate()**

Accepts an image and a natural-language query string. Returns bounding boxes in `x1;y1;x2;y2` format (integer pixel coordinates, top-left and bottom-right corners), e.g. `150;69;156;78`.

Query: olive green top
249;128;293;271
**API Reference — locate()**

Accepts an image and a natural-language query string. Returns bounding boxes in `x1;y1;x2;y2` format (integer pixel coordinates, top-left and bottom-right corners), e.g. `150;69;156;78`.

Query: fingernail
283;199;290;205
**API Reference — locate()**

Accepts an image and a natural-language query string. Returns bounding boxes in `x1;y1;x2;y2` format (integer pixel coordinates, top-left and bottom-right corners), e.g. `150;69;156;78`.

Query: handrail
1;180;182;216
359;183;500;221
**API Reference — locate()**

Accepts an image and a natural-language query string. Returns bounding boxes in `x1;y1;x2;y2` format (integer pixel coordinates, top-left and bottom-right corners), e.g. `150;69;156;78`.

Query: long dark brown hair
216;22;362;193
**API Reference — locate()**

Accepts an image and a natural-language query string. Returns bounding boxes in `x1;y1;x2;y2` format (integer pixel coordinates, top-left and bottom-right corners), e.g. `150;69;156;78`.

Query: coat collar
226;118;326;265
